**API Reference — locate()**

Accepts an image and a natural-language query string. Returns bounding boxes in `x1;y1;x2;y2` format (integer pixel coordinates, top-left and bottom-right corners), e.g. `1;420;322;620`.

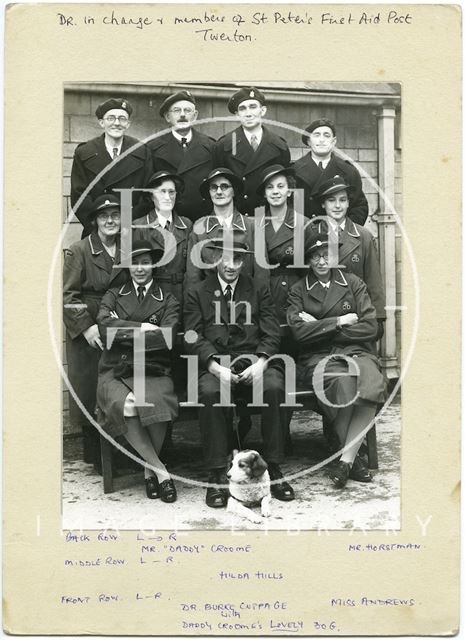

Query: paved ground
63;400;400;531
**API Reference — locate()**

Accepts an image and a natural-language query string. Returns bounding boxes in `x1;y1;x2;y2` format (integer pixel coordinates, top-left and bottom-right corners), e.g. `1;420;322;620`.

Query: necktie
112;147;118;159
137;286;145;303
318;161;324;170
181;137;188;150
250;135;258;152
224;284;232;304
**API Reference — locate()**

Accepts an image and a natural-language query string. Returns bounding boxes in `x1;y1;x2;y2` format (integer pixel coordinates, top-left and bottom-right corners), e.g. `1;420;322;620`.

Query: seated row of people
63;166;386;507
70;88;369;233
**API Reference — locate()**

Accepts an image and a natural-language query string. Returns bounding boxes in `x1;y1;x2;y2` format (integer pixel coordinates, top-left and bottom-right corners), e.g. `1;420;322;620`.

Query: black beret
159;90;196;117
95;98;133;120
302;118;336;145
228;87;266;114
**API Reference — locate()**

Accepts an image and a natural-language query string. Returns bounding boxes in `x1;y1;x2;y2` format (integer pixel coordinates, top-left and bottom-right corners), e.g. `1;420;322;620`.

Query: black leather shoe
268;463;295;502
145;476;160;499
206;471;228;508
159;479;177;503
329;461;350;488
349;455;372;483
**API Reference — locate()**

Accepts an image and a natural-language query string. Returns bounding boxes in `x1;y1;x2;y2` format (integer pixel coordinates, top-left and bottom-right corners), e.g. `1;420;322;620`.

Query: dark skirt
297;346;385;422
97;371;178;438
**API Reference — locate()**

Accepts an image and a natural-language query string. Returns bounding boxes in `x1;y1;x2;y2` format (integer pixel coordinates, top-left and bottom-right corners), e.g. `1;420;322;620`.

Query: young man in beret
293;118;368;225
71;98;153;238
149;90;215;222
214;87;290;216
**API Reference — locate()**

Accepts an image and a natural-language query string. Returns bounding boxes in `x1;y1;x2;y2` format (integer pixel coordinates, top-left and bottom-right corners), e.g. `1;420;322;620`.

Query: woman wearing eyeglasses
71;98;152;238
184;168;268;289
63;194;127;472
132;171;192;318
287;232;385;489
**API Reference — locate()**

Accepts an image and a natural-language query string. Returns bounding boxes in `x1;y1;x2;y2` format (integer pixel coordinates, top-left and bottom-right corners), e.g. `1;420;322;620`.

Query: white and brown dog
226;450;271;523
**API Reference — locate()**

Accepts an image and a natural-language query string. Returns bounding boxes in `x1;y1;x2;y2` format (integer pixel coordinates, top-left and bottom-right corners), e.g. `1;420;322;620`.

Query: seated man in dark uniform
293;118;369;225
71;98;152;237
214;87;290;216
184;233;295;508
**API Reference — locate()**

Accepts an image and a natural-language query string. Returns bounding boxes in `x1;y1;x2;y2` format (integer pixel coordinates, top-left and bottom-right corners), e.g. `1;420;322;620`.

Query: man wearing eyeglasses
149;90;215;222
214;87;291;216
71;98;153;238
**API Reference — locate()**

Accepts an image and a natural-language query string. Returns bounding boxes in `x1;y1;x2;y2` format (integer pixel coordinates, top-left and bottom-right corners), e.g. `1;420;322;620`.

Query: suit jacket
63;232;126;339
97;281;179;375
311;219;386;319
214;126;291;215
184;209;269;291
149;129;215;222
71;134;153;237
184;273;281;371
132;210;192;309
287;269;378;366
293;152;368;224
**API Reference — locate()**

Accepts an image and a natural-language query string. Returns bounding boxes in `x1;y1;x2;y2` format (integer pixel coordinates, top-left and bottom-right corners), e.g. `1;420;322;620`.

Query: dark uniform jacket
132;210;192;310
149;129;215;222
97;281;179;377
293;152;368;224
71;134;153;237
311;219;386;319
287;270;378;365
184;273;281;371
261;207;312;324
287;270;384;407
214;126;291;216
184;209;269;290
63;232;126;339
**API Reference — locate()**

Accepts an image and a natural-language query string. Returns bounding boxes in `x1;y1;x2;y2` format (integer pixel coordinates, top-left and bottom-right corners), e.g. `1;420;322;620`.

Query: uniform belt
156;273;184;284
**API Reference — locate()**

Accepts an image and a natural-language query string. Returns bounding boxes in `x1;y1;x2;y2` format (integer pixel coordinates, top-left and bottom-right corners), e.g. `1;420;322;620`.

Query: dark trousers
198;367;286;469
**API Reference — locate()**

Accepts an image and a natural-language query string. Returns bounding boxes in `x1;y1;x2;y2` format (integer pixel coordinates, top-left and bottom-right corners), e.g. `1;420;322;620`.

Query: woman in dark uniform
312;175;386;338
185;168;268;290
63;194;126;470
287;233;385;488
256;164;310;326
96;240;180;502
132;170;192;316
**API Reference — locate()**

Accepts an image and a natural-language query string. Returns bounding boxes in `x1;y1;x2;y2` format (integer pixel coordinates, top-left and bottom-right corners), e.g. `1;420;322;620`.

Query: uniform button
121;355;127;360
244;195;248;199
242;177;246;181
282;281;287;286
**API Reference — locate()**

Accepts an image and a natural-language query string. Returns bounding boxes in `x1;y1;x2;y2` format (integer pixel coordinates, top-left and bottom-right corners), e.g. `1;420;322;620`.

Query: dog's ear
251;453;268;478
231;449;239;458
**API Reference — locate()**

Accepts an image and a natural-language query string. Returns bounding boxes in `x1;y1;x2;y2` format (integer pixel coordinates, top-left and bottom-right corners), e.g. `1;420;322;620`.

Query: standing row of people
70;87;368;231
64;88;385;508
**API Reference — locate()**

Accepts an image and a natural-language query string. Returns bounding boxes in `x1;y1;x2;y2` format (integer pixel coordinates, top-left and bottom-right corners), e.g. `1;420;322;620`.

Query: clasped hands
208;357;267;386
299;311;359;327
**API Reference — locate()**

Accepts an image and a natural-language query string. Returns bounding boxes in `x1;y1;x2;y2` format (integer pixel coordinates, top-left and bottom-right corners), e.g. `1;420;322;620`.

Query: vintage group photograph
61;81;402;531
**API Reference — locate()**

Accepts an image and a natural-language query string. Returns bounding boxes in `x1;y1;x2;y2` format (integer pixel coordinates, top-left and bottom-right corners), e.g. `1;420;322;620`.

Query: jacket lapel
173;212;189;245
89;233;115;274
266;207;296;252
243;127;281;175
321;270;349;315
231;274;252;324
204;273;229;325
339;220;361;262
225;127;253;169
177;129;212;173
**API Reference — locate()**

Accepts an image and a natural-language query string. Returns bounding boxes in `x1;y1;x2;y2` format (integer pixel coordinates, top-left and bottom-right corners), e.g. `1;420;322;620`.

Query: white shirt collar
156;212;173;228
312;154;330;169
217;274;238;295
243;127;263;146
328;218;346;231
172;129;193;143
218;212;234;229
132;279;153;296
105;137;123;158
319;280;331;289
